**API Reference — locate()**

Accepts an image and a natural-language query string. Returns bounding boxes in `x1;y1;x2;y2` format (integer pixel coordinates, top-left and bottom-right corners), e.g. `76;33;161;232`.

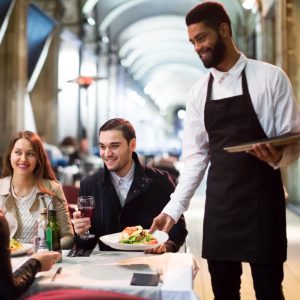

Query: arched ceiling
83;0;245;112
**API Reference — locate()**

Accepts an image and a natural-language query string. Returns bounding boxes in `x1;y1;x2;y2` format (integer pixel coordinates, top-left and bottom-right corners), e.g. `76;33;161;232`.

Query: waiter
150;2;300;300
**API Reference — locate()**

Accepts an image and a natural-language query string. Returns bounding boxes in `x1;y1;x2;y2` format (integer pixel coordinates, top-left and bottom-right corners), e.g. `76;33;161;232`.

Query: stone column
275;0;297;89
29;27;60;144
0;0;28;154
275;0;300;210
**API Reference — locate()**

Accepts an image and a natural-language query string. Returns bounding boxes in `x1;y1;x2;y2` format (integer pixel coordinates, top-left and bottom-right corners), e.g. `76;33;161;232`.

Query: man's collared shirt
110;161;135;207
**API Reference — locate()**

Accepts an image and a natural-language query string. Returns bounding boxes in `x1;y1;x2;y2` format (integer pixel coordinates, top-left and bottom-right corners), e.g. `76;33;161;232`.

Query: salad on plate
99;225;168;251
10;239;32;256
119;225;158;245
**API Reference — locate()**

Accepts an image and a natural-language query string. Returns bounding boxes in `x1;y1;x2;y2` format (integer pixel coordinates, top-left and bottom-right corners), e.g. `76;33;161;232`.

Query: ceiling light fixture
86;17;96;26
242;0;255;10
101;35;110;44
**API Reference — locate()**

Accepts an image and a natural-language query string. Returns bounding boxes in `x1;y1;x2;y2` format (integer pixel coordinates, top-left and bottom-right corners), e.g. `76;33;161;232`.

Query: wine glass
77;196;95;239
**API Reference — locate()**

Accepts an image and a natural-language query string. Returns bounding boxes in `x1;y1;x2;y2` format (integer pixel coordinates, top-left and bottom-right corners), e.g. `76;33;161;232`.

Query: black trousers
207;260;285;300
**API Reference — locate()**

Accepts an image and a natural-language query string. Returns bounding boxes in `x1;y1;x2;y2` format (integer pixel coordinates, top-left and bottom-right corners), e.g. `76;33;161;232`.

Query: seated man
72;118;187;253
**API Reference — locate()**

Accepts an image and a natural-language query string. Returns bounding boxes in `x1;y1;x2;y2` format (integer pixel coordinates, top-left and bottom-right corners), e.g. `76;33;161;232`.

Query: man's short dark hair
99;118;136;144
185;1;232;36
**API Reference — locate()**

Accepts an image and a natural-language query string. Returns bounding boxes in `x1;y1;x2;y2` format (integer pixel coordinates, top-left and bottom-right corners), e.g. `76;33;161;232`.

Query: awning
27;4;57;92
0;0;16;44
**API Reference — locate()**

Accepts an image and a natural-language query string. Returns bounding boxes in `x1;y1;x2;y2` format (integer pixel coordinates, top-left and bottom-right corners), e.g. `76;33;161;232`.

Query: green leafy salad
119;225;158;245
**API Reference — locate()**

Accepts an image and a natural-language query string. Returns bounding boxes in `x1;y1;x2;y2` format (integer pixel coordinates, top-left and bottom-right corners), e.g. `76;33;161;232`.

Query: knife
51;266;62;282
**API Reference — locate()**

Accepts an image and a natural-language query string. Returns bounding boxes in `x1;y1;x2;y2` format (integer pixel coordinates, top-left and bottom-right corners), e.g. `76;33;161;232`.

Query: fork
156;267;163;283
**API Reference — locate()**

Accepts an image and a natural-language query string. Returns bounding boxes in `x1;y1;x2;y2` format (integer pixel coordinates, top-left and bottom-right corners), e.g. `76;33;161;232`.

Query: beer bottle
46;209;62;262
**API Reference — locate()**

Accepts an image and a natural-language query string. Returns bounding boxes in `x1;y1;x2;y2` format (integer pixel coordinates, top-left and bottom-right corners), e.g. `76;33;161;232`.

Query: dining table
12;249;200;300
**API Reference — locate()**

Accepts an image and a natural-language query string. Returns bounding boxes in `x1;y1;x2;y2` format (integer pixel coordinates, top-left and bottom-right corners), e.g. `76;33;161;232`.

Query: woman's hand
72;211;91;236
31;251;61;271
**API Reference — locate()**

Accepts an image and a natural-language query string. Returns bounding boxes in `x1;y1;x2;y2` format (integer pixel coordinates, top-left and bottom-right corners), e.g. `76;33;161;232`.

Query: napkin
130;273;160;286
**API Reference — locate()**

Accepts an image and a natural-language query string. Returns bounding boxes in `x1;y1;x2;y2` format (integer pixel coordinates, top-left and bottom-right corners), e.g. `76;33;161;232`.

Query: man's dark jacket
75;152;187;251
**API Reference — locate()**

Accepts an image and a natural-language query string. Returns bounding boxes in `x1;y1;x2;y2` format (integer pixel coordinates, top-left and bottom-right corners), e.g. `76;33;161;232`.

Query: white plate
100;230;169;251
11;243;32;256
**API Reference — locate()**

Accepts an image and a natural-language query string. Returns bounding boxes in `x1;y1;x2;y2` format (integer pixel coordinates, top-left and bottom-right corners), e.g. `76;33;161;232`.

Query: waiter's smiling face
188;22;227;69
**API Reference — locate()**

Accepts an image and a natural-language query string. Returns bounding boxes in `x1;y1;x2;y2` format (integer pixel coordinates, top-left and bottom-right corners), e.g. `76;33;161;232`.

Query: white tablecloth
12;250;200;300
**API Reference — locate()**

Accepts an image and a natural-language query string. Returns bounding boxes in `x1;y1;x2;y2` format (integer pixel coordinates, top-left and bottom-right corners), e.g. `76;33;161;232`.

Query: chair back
62;185;79;204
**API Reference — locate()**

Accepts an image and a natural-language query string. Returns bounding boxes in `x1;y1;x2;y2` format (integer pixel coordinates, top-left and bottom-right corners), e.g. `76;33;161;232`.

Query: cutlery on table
51;267;62;282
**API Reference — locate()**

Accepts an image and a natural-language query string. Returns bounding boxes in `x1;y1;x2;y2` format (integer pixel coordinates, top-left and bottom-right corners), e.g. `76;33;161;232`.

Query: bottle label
46;228;53;250
46;227;62;262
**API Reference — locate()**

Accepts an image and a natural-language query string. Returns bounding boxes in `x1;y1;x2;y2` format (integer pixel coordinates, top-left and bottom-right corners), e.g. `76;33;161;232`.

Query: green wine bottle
46;209;62;262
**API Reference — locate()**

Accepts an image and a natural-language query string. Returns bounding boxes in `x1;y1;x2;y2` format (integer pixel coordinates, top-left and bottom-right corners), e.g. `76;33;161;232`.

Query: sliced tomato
144;238;158;244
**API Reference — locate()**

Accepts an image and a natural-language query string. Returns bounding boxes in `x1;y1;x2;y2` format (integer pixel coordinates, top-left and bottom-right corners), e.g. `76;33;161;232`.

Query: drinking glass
77;196;95;239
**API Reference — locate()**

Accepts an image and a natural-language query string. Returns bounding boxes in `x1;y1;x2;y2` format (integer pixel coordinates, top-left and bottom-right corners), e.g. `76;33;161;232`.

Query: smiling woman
0;131;74;249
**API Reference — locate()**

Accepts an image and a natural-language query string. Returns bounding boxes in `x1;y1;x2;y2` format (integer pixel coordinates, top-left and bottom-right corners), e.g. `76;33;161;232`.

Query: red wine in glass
79;207;94;219
77;196;95;239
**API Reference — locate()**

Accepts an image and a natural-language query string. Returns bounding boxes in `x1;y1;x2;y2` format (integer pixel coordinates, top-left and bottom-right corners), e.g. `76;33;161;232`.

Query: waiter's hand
247;143;283;164
149;213;175;234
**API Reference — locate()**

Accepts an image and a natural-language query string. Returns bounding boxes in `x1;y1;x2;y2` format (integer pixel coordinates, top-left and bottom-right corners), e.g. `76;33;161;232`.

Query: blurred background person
0;131;74;249
59;136;81;166
39;132;66;171
58;136;82;186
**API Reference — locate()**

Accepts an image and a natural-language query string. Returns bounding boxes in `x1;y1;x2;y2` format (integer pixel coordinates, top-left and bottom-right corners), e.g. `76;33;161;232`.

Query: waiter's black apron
202;68;287;263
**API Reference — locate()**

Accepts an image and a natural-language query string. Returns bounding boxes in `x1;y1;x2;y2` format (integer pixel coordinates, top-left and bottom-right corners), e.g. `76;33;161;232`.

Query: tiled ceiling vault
34;0;246;112
84;0;245;111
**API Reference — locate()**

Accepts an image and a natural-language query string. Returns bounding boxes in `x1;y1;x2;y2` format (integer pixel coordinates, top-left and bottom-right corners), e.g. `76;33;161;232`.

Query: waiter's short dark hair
185;1;232;36
99;118;136;144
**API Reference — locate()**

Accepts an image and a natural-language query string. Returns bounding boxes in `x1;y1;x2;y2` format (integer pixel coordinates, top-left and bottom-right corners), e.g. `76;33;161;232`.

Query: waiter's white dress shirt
163;54;300;222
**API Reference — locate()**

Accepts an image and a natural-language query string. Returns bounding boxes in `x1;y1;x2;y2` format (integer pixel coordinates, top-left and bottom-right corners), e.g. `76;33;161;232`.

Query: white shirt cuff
162;201;186;223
